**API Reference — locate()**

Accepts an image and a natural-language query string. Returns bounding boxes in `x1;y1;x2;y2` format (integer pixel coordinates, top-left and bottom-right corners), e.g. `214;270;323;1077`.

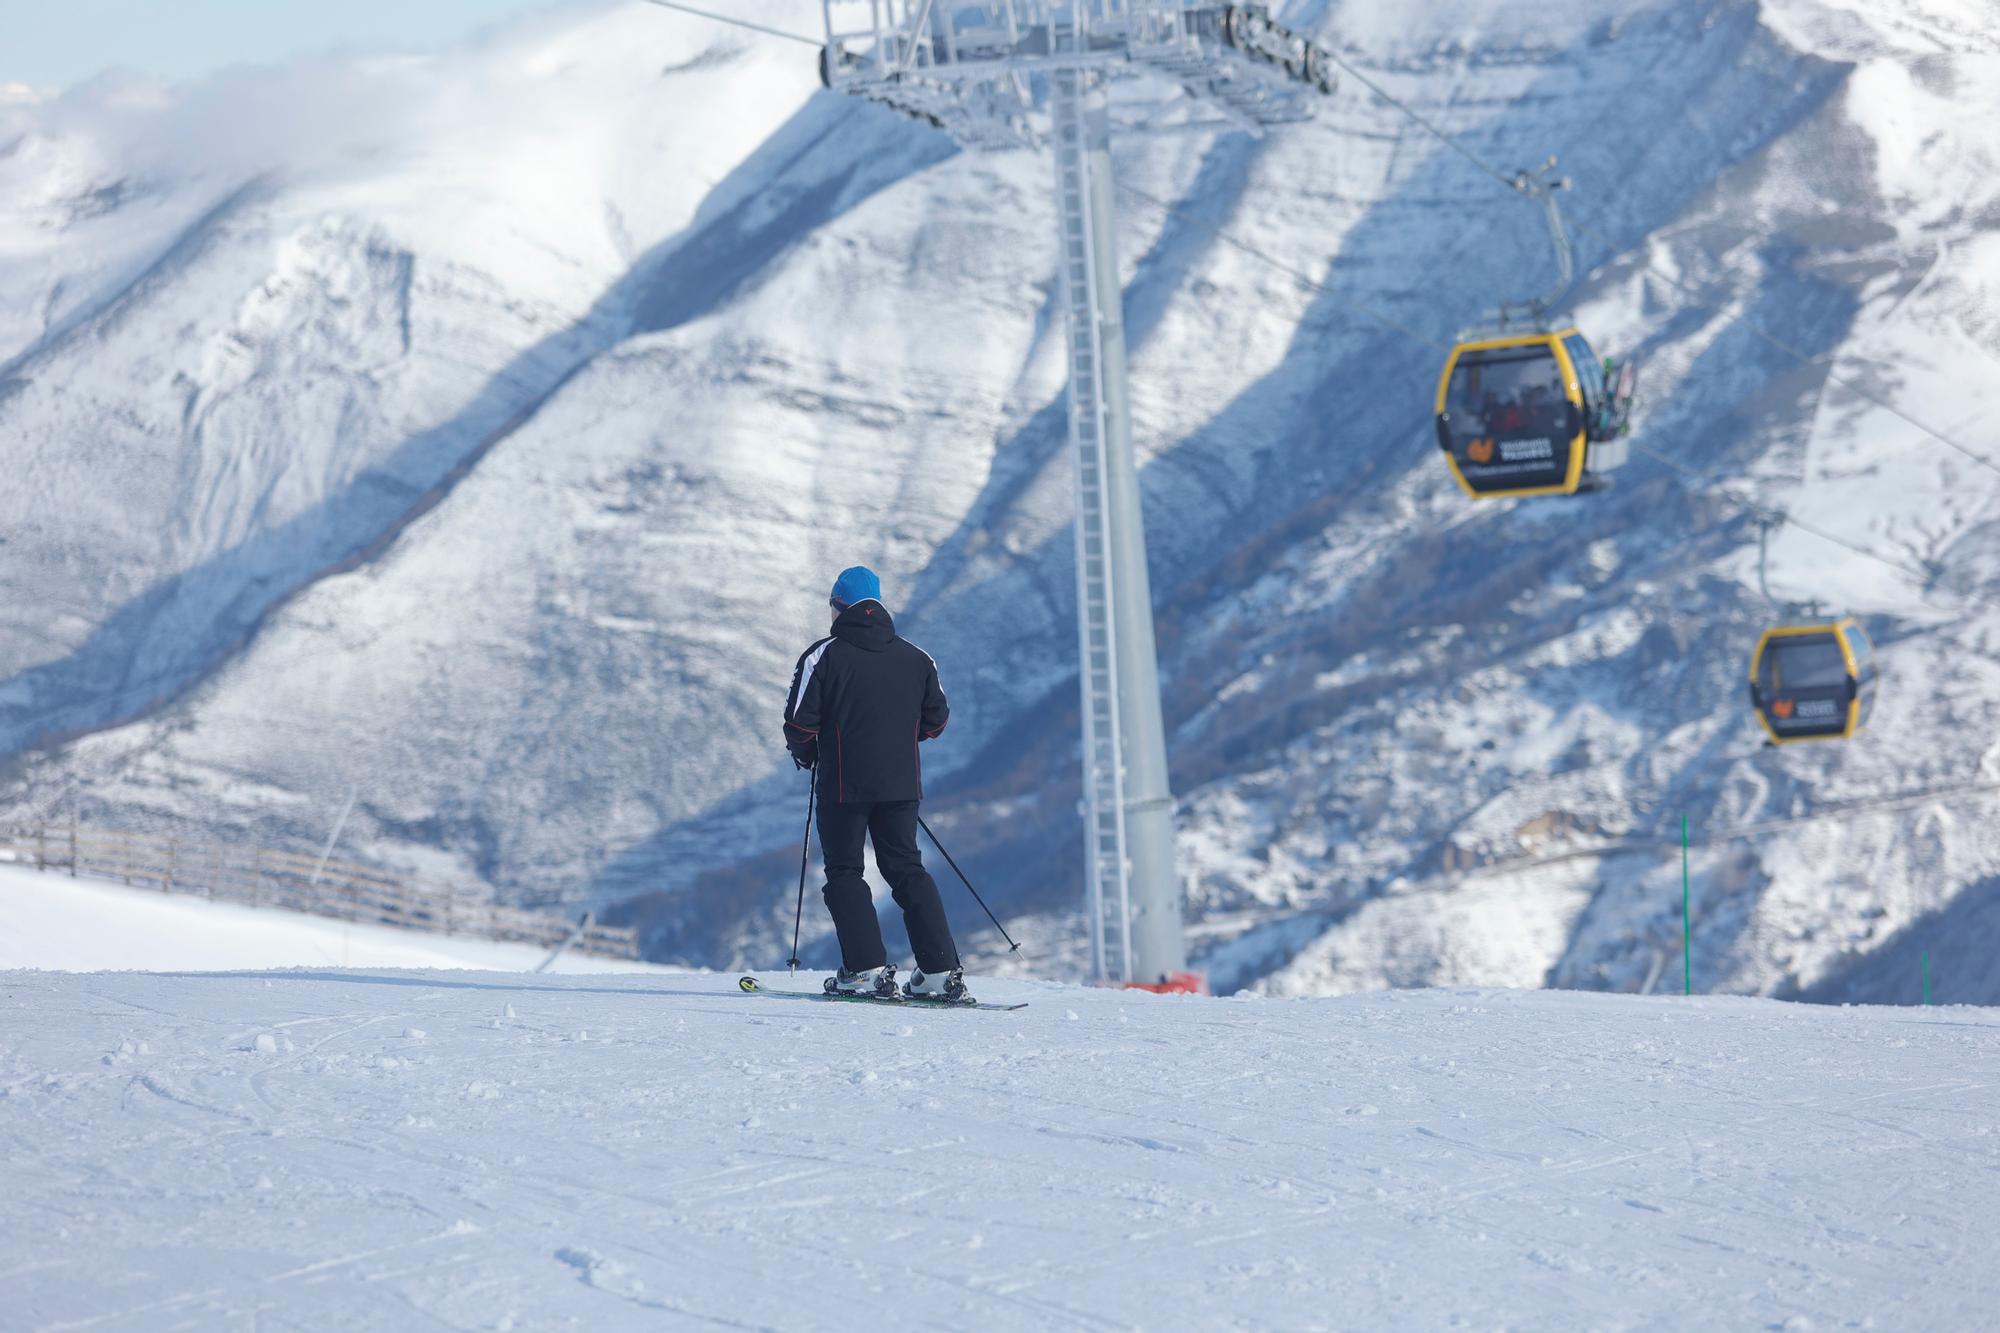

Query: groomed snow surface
5;962;1996;1328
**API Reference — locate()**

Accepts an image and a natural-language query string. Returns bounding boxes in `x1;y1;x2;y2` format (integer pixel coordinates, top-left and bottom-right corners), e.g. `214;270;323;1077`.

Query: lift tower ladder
1050;58;1130;982
817;2;1341;983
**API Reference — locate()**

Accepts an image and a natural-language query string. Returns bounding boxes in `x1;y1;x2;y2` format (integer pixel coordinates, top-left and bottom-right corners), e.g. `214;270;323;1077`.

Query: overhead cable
633;0;823;46
1627;442;1938;587
1315;49;1520;193
1116;181;1450;353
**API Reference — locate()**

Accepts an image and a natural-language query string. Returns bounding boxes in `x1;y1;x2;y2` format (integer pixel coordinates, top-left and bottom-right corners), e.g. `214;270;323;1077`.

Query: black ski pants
818;799;960;975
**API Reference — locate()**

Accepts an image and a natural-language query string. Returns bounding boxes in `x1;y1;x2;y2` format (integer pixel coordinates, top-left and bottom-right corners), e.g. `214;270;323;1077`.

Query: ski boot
902;967;972;1004
825;965;899;1000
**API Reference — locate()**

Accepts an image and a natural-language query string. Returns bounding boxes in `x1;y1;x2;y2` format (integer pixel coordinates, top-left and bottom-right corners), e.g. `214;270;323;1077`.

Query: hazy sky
0;0;575;92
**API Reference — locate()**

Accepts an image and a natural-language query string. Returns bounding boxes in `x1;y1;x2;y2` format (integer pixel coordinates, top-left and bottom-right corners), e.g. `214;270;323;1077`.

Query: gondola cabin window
1757;637;1848;694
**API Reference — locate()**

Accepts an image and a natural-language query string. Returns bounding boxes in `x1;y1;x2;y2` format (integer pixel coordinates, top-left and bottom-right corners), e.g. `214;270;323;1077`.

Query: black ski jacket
784;601;949;804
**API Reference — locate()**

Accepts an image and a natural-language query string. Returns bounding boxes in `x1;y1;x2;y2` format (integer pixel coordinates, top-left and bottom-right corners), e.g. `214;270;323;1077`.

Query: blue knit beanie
829;566;882;610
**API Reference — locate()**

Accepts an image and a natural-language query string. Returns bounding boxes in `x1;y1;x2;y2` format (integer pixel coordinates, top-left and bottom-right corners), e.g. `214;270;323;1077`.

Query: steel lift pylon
817;2;1341;984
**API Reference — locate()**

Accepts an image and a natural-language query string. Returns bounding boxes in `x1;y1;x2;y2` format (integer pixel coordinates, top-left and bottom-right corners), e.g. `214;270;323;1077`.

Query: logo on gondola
1796;699;1838;719
1772;699;1795;719
1499;438;1554;462
1467;438;1495;464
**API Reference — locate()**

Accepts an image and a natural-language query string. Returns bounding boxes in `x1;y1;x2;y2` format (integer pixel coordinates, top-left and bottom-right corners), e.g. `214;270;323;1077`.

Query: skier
783;566;965;1001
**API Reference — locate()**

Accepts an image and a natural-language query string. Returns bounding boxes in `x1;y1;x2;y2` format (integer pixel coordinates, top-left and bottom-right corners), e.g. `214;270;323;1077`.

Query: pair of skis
736;975;1026;1012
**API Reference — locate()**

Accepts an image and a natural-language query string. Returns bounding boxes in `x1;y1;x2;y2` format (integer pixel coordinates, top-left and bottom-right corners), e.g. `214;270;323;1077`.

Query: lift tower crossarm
819;4;1337;145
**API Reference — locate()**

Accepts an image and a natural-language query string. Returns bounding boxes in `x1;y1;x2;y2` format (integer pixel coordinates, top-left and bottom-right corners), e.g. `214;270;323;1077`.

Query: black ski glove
791;747;817;771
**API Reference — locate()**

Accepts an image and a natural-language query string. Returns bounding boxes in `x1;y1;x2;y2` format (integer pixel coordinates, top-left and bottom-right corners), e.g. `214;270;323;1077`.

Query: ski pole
788;767;816;971
916;814;1022;953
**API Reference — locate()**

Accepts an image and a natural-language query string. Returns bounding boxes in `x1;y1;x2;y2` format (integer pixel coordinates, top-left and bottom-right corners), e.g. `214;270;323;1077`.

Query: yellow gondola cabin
1748;618;1877;745
1433;328;1634;499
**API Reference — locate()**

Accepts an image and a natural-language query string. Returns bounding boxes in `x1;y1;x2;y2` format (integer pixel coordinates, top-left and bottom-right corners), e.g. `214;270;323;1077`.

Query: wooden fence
0;823;639;961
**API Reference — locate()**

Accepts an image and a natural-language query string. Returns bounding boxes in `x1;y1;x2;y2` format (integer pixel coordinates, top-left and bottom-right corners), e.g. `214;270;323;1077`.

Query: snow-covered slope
3;970;1996;1328
0;862;666;972
3;0;1998;997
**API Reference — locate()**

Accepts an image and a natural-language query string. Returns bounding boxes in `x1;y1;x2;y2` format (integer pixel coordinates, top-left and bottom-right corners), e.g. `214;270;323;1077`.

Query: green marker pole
1681;813;1691;996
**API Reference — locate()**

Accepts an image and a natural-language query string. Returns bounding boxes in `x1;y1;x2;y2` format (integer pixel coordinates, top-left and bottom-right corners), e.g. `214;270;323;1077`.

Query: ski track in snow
2;969;1996;1330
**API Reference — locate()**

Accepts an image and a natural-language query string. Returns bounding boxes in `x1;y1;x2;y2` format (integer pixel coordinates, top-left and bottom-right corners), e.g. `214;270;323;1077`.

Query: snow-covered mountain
3;0;1998;1000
